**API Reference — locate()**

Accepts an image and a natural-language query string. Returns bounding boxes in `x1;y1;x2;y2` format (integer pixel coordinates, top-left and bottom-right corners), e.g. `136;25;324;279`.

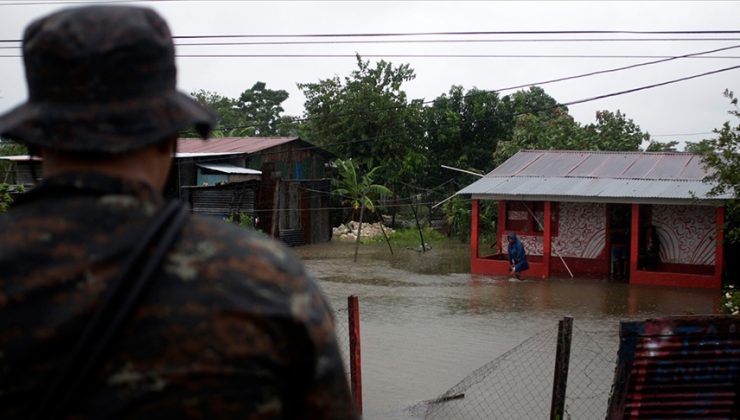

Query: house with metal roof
173;137;336;246
457;150;733;289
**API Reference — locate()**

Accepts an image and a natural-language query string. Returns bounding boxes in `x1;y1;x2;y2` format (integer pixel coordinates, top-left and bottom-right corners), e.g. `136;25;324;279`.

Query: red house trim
471;199;479;260
469;200;724;289
715;206;724;282
630;203;640;282
543;201;552;279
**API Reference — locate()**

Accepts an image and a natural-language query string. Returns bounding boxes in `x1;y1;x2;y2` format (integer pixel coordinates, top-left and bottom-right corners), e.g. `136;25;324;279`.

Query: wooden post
715;206;724;282
471;199;480;260
630;203;640;282
550;316;573;420
348;295;362;415
543;201;552;279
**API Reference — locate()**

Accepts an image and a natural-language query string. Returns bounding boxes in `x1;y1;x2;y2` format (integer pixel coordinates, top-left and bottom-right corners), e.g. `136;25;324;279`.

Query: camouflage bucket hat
0;5;215;154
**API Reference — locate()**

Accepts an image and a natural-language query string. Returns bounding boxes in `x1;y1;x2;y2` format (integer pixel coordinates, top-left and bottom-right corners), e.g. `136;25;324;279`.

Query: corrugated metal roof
178;137;300;154
174;152;244;158
489;150;710;180
457;150;733;203
197;163;261;175
0;155;40;161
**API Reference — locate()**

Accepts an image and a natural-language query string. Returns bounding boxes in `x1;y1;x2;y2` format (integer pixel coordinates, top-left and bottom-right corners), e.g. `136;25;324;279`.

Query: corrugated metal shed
457;150;733;204
184;181;259;218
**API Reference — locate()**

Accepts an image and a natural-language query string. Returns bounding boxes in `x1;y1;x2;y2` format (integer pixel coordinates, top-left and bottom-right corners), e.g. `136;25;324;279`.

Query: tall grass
364;227;448;246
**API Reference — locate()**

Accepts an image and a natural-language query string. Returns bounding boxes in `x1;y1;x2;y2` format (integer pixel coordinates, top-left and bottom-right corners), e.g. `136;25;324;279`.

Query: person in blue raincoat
507;232;529;279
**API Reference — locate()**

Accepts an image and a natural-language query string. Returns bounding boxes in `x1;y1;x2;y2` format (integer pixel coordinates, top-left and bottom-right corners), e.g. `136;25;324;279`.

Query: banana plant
332;158;393;261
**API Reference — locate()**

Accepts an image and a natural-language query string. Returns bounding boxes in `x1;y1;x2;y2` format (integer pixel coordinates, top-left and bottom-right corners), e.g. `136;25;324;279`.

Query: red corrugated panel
607;316;740;420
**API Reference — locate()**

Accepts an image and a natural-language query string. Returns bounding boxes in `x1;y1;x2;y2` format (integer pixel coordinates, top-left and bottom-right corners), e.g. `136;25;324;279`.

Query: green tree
332;158;393;261
236;82;292;136
495;108;587;165
298;55;425;192
0;139;27;202
584;110;649;151
696;90;740;242
0;183;11;213
646;140;680;152
423;86;507;189
189;90;243;135
495;107;647;165
187;82;297;137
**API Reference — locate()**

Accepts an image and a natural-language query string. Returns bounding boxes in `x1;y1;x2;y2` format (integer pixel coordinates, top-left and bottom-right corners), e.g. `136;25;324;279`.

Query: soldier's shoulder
167;214;307;281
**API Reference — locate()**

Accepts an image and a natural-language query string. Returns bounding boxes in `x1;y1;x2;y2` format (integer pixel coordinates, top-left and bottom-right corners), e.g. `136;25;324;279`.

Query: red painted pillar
498;201;506;254
543;201;552;279
630;203;640;283
348;295;362;414
715;206;724;283
471;199;480;260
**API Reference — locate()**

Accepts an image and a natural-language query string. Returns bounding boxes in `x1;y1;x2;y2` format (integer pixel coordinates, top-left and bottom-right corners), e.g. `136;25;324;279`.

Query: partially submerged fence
333;296;738;419
407;319;618;419
334;295;618;419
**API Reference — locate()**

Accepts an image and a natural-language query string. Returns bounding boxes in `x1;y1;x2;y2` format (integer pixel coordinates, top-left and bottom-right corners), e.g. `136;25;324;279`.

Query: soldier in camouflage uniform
0;5;357;419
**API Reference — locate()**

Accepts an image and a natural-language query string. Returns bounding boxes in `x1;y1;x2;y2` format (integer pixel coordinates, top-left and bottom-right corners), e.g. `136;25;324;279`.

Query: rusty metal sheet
178;137;298;154
607;315;740;420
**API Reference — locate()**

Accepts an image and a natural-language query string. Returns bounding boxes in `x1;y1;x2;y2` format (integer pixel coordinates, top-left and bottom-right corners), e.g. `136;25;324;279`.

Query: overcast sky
1;0;738;148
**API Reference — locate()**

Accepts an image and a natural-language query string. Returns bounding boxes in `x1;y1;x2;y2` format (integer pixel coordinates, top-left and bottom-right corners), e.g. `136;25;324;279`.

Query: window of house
505;201;559;236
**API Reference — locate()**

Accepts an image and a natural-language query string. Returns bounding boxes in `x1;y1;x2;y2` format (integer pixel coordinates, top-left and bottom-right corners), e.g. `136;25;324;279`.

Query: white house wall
652;205;715;265
503;202;606;259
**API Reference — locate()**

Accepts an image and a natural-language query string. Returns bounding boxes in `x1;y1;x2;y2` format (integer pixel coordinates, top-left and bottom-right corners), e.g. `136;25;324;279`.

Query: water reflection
295;241;720;419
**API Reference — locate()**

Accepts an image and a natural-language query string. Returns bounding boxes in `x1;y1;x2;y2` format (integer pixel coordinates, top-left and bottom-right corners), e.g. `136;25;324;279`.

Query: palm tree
333;158;393;261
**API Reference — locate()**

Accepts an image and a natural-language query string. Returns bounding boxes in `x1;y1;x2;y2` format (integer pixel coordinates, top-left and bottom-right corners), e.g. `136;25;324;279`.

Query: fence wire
332;303;351;385
406;323;619;420
564;326;619;419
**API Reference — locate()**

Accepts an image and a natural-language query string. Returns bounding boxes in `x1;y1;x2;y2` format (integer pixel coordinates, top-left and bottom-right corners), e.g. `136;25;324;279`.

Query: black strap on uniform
34;200;190;419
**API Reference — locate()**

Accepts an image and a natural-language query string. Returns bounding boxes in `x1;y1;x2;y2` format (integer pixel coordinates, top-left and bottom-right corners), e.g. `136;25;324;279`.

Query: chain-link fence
564;326;619;419
331;293;620;419
333;302;351;383
400;320;618;419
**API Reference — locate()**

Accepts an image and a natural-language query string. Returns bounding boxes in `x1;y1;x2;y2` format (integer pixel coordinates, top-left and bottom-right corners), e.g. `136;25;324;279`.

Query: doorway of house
608;204;631;281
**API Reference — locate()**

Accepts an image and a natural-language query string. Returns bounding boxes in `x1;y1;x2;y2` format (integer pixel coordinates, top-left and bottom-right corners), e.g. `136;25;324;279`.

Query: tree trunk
353;201;365;262
376;210;394;255
410;199;426;253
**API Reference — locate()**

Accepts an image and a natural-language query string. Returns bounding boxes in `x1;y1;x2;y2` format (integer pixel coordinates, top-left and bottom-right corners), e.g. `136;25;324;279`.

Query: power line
561;63;740;107
172;30;740;38
210;63;740;154
651;131;714;137
175;53;740;59
6;37;740;47
185;44;740;131
174;37;740;47
486;44;740;93
3;53;740;59
6;29;740;42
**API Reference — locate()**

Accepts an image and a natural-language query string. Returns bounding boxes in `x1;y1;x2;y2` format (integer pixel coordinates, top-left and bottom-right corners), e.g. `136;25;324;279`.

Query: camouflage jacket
0;173;357;419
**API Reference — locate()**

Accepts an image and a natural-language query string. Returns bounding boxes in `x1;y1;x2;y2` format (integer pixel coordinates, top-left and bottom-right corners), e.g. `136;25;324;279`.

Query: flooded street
295;241;720;419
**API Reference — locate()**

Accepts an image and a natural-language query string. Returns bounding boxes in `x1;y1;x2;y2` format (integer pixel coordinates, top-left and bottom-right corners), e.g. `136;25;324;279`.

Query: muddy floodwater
294;241;720;419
